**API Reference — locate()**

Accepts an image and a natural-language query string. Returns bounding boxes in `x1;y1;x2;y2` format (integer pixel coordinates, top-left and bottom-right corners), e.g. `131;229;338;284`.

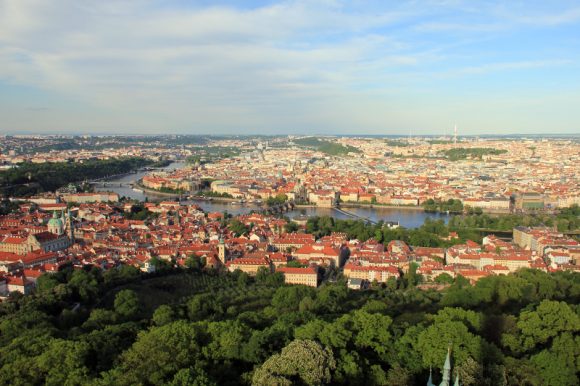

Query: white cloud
0;0;579;134
0;1;418;118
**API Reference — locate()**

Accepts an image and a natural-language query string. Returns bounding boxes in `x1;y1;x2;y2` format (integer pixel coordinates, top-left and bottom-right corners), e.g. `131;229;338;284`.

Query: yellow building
277;266;318;287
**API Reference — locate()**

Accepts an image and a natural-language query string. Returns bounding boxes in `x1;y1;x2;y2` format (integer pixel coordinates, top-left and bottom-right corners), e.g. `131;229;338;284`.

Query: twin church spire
427;346;460;386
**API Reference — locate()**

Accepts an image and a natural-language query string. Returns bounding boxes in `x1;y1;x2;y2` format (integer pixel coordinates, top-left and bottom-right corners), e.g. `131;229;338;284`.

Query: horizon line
3;132;579;138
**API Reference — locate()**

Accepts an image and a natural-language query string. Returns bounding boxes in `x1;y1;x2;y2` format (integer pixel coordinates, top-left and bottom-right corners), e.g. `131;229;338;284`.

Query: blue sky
0;0;579;135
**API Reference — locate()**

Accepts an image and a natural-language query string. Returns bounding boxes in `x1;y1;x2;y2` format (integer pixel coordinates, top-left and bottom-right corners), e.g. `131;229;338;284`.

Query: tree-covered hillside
0;157;151;197
0;264;578;386
442;148;508;161
293;137;361;156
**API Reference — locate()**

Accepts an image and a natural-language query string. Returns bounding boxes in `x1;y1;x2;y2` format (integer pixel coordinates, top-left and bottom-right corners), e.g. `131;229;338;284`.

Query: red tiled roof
2;236;26;244
277;266;317;275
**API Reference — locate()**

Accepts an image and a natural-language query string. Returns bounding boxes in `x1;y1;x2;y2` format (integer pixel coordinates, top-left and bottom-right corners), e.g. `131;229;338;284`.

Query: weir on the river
333;207;377;224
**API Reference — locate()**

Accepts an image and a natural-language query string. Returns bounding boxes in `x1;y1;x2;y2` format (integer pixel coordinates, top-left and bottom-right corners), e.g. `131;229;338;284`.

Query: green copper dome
48;211;63;227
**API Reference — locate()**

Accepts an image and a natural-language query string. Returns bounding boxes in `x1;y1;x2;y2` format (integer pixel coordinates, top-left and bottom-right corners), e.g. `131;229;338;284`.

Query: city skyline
1;1;580;135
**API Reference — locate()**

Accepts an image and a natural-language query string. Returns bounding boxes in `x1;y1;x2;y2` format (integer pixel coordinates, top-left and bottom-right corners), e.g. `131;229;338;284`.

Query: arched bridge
88;181;135;188
259;200;296;215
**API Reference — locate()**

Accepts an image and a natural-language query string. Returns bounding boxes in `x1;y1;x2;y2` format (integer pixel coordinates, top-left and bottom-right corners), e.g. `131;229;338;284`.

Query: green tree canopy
252;339;336;386
114;289;140;319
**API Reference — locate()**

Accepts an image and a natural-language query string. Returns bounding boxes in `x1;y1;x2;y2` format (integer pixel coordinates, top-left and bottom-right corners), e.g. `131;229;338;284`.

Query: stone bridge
88;181;135;188
259;200;296;215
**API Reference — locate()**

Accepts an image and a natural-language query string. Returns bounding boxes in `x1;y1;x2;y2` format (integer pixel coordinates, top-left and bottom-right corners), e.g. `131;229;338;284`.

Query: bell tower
66;209;75;244
218;237;227;264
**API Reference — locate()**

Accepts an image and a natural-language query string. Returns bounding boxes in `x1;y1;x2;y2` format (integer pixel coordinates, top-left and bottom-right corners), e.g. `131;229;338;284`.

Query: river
96;162;449;228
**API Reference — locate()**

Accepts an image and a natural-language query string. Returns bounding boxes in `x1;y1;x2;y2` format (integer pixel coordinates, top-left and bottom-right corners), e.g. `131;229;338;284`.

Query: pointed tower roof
453;374;460;386
439;345;452;386
427;367;435;386
443;346;452;371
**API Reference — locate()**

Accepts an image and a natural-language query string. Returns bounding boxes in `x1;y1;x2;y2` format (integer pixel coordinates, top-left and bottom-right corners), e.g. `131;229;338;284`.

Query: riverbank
133;183;183;198
90;170;139;182
190;195;240;203
340;202;425;211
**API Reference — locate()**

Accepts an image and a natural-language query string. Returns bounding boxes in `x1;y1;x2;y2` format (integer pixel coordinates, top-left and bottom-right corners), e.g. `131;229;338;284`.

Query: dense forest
0;157;151;197
0;263;578;386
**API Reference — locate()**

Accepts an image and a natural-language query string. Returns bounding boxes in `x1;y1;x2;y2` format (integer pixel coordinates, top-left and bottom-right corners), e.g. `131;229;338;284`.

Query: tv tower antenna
453;123;457;146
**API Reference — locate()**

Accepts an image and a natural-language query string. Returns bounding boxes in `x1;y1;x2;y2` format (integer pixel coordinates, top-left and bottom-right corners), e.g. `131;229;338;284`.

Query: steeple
439;346;452;386
218;236;226;264
453;374;460;386
66;209;75;244
427;368;435;386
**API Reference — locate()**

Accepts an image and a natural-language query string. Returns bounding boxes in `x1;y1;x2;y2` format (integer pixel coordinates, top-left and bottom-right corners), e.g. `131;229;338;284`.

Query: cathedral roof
47;211;63;227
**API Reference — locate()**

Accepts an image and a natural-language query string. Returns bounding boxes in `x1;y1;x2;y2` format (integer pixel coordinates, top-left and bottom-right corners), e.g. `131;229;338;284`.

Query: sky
1;0;579;136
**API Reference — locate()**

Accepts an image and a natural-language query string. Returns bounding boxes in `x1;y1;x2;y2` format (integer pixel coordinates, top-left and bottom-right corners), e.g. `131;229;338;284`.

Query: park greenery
427;139;454;145
228;219;250;237
155;186;187;195
305;210;579;248
0;199;20;216
442;148;508;161
0;261;578;385
0;157;151;197
448;206;580;233
185;146;241;164
306;216;467;247
196;190;234;199
294;137;361;156
384;139;410;147
421;202;579;232
122;203;160;221
265;194;288;207
422;199;464;214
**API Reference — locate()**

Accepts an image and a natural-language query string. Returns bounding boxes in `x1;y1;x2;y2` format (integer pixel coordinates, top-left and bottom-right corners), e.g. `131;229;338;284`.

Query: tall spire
427;367;435;386
66;208;75;244
439;345;452;386
218;236;226;264
453;374;460;386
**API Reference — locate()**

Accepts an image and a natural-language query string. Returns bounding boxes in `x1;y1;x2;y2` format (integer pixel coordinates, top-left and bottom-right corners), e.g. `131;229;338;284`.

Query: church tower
65;209;75;244
427;368;435;386
426;345;460;386
440;346;452;386
218;237;227;264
